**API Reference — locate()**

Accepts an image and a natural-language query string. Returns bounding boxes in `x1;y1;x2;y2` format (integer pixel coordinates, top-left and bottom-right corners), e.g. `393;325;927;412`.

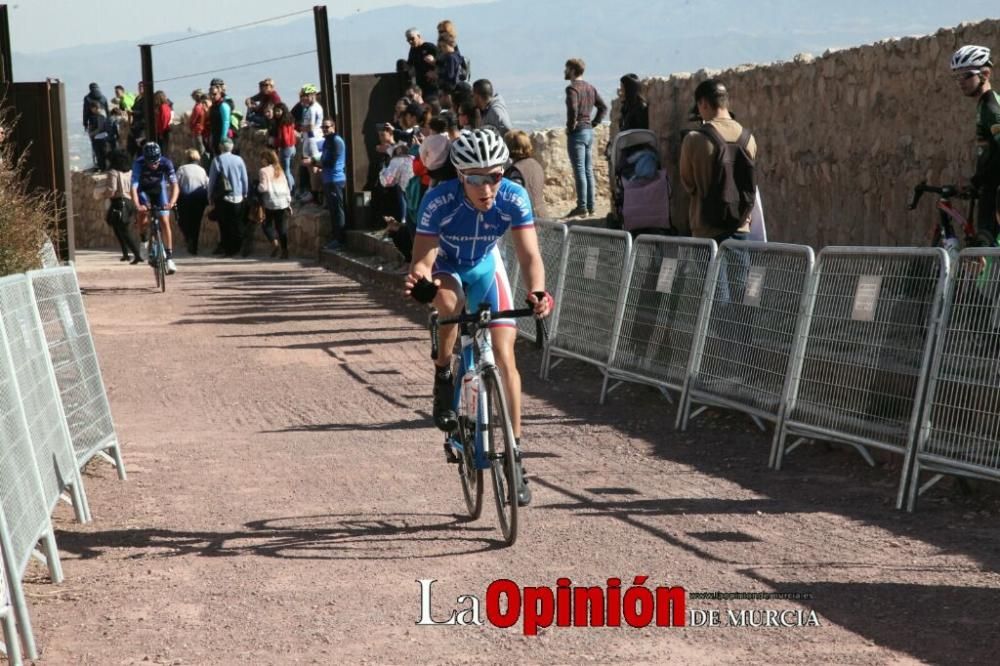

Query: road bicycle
907;182;980;255
146;204;170;292
429;302;546;546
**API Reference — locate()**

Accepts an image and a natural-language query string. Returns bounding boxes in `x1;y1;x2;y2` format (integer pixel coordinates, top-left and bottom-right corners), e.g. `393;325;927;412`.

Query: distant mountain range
11;0;996;163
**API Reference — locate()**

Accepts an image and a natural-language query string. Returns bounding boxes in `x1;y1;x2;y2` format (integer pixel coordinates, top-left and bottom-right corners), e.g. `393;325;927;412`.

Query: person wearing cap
291;84;324;200
317;118;346;249
207;85;231;156
679;78;757;242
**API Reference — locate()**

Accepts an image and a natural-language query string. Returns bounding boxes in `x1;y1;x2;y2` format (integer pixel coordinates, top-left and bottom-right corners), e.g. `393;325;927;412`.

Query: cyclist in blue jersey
131;142;180;274
404;129;553;503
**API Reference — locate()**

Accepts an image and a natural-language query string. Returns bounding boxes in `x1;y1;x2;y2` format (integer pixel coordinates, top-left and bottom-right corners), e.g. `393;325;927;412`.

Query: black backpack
697;124;756;231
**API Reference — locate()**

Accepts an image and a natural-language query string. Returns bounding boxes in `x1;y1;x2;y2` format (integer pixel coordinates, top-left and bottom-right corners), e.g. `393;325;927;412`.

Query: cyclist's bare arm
511;226;550;317
404;233;441;297
167;182;180;209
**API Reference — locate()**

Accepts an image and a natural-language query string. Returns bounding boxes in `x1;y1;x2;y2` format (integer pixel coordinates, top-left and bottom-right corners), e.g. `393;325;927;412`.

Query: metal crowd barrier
514;220;569;343
904;248;1000;511
0;278;66;661
28;266;127;480
39;238;59;269
542;227;632;383
772;247;949;508
677;241;815;432
0;551;21;665
602;236;717;405
0;275;90;523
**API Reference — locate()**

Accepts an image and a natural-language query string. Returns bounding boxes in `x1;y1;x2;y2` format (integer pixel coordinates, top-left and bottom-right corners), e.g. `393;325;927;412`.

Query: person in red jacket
153;90;173;155
270;102;297;192
189;89;209;158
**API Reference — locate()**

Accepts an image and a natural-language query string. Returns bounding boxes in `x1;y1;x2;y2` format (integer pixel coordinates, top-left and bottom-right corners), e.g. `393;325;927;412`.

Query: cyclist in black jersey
952;44;1000;245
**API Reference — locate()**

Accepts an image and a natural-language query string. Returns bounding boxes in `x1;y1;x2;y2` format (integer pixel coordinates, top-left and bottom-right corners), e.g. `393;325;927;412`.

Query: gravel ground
17;249;1000;665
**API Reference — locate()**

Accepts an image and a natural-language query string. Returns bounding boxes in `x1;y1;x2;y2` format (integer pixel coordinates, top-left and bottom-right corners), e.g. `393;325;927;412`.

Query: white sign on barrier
744;267;766;307
851;275;882;321
655;258;678;294
584;247;600;280
18;315;33;351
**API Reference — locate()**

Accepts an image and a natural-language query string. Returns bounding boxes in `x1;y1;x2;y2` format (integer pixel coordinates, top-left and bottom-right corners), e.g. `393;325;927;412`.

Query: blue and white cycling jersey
131;156;177;209
416;178;534;267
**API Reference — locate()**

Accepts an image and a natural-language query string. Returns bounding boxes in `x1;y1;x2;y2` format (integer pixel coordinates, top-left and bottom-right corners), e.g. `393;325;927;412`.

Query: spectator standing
563;58;607;217
189;90;209;156
436;35;464;97
176;148;210;255
153;90;173;154
318;119;347;250
472;79;512;136
207;139;249;256
291;84;324;201
679;79;757;242
457;99;481;130
207;85;231;157
504;130;547;218
111;84;135;115
258;149;293;259
83;83;110;167
97;149;143;263
405;28;438;97
271;102;297;192
85;101;114;171
619;73;649;131
128;81;146;157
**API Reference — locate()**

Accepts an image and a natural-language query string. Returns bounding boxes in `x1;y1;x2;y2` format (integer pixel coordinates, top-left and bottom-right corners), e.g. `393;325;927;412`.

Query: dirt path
20;250;1000;665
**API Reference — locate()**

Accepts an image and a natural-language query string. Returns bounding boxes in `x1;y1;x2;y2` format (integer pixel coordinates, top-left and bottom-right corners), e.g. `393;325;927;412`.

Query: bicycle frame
452;317;497;471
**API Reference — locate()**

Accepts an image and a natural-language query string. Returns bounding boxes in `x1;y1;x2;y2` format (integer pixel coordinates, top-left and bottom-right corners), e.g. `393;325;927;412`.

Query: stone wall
529;125;611;216
631;19;1000;247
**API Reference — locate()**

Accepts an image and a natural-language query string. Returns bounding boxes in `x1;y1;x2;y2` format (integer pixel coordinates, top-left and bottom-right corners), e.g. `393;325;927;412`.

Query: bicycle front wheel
457;417;483;519
484;366;518;546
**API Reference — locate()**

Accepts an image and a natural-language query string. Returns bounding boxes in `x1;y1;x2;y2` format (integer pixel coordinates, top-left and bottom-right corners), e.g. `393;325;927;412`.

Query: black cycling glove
411;277;439;304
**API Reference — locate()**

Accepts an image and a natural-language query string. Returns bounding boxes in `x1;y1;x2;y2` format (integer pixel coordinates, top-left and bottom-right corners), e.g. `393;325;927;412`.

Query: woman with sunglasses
404;129;553;505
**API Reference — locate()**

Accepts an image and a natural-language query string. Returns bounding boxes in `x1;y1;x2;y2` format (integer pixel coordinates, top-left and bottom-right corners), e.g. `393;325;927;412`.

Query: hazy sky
7;0;494;54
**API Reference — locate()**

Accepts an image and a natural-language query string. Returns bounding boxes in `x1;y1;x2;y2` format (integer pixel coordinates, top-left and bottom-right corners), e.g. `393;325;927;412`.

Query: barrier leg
0;609;22;666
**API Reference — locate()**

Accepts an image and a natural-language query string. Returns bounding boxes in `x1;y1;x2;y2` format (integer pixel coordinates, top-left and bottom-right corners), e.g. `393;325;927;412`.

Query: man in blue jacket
318;118;347;250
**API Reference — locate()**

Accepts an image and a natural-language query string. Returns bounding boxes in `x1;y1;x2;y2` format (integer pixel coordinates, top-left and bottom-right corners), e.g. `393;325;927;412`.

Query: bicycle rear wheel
484;366;518;545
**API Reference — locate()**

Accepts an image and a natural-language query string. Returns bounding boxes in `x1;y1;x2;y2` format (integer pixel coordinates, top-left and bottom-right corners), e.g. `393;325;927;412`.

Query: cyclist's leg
977;184;1000;245
155;188;174;252
430;259;465;432
136;191;150;237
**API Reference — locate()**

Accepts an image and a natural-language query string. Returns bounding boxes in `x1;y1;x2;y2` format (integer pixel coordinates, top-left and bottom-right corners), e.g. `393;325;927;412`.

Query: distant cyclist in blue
131;142;180;274
404;129;553;505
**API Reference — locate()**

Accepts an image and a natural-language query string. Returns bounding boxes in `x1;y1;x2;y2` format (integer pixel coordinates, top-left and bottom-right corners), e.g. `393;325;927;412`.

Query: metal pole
139;44;155;147
313;5;335;118
0;4;13;84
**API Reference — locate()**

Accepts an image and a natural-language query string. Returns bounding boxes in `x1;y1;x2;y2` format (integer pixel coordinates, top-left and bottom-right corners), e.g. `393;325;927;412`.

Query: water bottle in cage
461;372;480;419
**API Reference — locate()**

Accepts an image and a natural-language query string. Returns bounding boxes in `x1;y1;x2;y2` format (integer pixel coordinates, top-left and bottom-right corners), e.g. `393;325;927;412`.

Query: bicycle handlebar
429;304;548;360
908;181;977;210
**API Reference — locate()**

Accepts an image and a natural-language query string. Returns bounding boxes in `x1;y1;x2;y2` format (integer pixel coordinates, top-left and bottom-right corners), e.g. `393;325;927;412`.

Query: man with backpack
679;78;757;243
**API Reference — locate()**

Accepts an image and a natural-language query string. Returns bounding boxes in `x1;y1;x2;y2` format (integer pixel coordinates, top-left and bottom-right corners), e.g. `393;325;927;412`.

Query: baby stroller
608;129;673;237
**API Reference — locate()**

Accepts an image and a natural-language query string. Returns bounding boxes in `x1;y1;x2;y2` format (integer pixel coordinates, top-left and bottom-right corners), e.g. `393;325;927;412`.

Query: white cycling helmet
951;45;992;71
450;129;509;170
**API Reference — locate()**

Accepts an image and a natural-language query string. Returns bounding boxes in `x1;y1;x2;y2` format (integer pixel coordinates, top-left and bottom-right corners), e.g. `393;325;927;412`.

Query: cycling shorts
433;245;515;328
138;189;170;214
